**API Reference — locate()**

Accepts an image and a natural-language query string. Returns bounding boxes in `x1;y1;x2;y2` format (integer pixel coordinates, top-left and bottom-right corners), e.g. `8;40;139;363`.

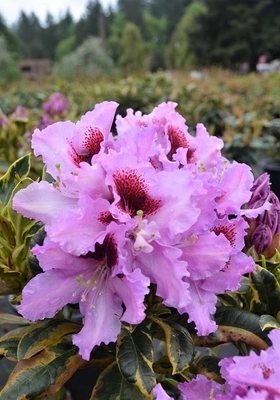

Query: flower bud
251;223;273;254
247;172;270;209
246;173;280;256
42;92;69;118
259;191;280;236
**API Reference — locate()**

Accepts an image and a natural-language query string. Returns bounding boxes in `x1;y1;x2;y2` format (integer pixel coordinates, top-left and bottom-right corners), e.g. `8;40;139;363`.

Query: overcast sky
0;0;118;26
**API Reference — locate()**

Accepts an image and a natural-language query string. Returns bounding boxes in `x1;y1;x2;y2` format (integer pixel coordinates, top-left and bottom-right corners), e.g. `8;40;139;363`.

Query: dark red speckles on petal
167;125;196;163
68;143;91;166
212;224;236;247
85;234;118;270
113;169;162;217
98;211;115;226
82;126;104;155
257;363;275;379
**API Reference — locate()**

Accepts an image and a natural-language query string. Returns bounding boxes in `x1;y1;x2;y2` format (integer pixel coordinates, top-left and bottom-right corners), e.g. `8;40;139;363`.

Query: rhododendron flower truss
17;226;150;360
12;100;262;360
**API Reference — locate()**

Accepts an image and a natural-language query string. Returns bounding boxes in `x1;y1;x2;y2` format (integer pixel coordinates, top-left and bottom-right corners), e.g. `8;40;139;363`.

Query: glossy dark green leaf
116;324;156;397
249;265;280;317
149;315;195;374
90;361;148;400
259;314;280;331
153;355;173;374
195;356;223;383
213;307;270;350
0;154;31;206
0;337;85;399
17;319;81;360
88;344;116;369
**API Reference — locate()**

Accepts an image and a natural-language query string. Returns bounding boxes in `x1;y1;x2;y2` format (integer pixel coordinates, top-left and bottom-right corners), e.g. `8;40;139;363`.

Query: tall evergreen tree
117;0;147;32
166;1;206;69
0;14;18;53
148;0;192;40
75;0;104;46
118;22;147;74
15;12;44;58
41;13;58;59
187;0;280;70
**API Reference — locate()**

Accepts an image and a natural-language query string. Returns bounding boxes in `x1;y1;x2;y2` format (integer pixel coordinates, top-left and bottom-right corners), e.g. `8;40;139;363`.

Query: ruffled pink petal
178;374;223;400
32;121;77;178
72;284;123;360
47;197;111;255
32;238;96;271
136;242;190;309
180;231;231;280
216;162;254;215
12;181;77;225
180;280;218;335
111;268;150;324
17;269;82;321
72;101;118;156
193;123;224;171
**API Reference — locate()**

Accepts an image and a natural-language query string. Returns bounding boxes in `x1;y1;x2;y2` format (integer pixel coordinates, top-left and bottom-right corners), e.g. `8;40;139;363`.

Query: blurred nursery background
1;0;280;397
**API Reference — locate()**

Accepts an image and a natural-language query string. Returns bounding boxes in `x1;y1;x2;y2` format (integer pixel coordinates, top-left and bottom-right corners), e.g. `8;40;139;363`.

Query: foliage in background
2;0;280;75
0;81;280;398
0;15;18;53
2;70;280;184
0;36;20;84
117;22;147;74
188;0;280;71
166;0;206;70
53;36;116;78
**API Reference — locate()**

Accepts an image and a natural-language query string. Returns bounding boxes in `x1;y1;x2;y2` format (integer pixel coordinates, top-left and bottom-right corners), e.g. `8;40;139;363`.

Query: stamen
136;209;144;230
177;234;198;248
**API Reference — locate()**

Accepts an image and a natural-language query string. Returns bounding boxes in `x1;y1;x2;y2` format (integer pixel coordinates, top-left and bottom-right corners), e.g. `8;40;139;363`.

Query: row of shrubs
1;70;280;170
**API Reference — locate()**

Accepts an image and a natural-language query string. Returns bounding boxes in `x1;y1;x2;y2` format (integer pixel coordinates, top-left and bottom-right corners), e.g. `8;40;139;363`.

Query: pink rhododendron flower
178;374;224;400
219;328;280;398
245;172;280;256
36;114;54;130
10;105;28;122
18;224;150;360
13;100;262;359
42;92;69;117
178;330;280;399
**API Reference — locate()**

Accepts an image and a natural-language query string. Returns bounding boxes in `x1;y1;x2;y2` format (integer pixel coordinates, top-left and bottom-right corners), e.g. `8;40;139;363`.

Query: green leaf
152;355;173;374
149;315;195;374
0;154;31;206
259;314;280;331
192;307;270;351
0;337;85;399
2;177;36;235
116;324;156;397
0;266;25;293
17;319;81;360
195;355;223;383
0;326;27;361
249;265;280;317
0;312;30;326
90;361;148;400
88;344;116;369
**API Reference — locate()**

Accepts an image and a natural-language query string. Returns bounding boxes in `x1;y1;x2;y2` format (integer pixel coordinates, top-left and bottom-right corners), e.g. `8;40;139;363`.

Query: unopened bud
251;223;273;254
